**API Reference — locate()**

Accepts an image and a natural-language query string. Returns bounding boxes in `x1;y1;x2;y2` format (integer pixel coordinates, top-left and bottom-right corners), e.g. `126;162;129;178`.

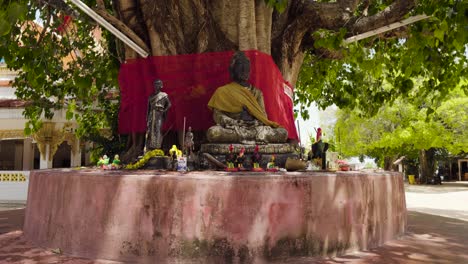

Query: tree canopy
0;0;467;146
0;0;119;142
297;1;468;119
334;85;468;169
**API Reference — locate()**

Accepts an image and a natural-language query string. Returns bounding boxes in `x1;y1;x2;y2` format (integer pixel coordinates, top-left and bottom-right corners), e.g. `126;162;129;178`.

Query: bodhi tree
0;0;467;149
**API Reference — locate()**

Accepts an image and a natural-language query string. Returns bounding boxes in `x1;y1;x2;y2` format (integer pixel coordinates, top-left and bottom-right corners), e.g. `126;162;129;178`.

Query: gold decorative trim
0;66;18;74
64;132;79;156
0;130;26;140
32;122;65;161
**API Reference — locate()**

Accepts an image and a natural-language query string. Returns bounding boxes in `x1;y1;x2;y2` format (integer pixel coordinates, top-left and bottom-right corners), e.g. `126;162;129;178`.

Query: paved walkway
311;182;468;263
1;182;468;263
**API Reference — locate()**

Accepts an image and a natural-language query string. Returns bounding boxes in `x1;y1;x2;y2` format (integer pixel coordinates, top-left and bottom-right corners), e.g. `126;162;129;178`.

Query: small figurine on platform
97;156;105;168
169;145;182;158
266;155;279;172
225;144;238;172
236;147;246;171
184;126;194;156
111;154;121;169
103;155;110;165
308;127;329;170
97;155;110;169
251;145;263;172
169;145;182;171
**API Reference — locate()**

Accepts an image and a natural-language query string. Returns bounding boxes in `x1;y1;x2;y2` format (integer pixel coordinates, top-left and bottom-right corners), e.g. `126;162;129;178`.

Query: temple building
0;60;89;171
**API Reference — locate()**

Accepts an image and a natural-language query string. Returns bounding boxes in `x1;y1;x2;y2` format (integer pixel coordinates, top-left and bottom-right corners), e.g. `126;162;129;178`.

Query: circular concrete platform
23;169;406;263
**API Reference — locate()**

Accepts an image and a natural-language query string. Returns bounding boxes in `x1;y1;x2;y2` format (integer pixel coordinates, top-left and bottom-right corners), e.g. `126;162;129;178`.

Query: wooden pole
344;14;430;44
182;117;186;154
66;0;149;57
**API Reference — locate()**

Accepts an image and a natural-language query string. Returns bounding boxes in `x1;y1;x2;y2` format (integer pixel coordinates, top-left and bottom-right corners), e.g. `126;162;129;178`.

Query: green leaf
7;3;28;22
75;76;92;90
24;127;31;136
434;29;444;42
426;107;434;116
66;111;73;120
264;0;288;13
0;17;11;36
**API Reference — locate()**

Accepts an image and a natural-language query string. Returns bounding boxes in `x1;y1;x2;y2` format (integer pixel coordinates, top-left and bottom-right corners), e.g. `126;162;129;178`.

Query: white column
40;144;53;169
14;141;23;170
22;138;34;170
70;139;81;167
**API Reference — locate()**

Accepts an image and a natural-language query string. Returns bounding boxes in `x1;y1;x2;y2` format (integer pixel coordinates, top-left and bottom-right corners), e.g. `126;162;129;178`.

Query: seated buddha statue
206;51;288;144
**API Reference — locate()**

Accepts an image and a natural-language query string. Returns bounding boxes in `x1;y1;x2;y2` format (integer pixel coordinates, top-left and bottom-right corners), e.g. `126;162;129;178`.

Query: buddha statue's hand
224;120;243;129
243;120;257;127
234;119;255;127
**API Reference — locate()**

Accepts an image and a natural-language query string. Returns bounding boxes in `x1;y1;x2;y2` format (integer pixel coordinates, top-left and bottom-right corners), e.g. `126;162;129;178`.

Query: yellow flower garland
125;149;165;170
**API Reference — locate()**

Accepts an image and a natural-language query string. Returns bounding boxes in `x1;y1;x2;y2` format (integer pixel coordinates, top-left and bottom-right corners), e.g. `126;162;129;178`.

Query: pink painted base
23;169;406;263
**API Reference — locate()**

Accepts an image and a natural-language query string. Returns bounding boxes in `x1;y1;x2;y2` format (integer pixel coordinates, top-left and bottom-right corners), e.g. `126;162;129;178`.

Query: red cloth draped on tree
118;50;298;140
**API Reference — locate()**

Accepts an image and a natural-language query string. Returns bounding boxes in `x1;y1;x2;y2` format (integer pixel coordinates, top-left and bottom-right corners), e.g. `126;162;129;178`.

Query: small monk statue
206;51;288;144
184;126;194;156
146;79;171;151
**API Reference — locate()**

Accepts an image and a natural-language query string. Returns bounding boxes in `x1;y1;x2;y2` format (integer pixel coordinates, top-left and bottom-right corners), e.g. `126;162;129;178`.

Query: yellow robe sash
208;82;280;128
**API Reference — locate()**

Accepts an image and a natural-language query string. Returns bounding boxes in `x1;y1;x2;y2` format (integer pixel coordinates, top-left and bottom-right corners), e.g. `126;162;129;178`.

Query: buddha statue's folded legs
207;125;255;144
255;126;288;143
206;125;288;144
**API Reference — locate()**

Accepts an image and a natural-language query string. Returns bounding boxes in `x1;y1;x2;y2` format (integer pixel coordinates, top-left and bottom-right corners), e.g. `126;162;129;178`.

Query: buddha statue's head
229;51;250;86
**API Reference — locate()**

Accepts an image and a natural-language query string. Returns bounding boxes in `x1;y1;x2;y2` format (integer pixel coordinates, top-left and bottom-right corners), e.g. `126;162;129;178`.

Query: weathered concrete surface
23;169;406;263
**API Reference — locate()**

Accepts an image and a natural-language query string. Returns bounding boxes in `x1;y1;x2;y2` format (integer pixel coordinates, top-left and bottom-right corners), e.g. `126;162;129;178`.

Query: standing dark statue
146;80;171;150
309;128;329;170
206;51;288;144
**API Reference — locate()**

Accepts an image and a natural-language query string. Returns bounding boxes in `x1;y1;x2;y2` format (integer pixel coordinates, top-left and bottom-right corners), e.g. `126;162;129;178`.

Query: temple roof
0;99;30;108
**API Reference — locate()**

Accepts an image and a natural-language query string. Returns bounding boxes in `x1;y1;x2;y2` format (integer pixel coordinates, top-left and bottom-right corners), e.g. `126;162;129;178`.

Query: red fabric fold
118;50;298;140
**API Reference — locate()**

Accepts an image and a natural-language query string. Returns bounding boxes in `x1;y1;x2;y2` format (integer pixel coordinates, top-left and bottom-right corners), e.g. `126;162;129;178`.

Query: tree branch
348;0;417;35
95;0;105;9
285;0;417;57
271;1;294;40
37;6;52;46
93;7;150;55
37;0;80;17
337;0;361;13
39;0;149;55
299;0;359;30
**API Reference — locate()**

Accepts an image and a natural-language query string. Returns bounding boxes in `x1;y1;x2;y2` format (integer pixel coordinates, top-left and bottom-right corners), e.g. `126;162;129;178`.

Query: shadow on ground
274;211;468;263
1;210;468;263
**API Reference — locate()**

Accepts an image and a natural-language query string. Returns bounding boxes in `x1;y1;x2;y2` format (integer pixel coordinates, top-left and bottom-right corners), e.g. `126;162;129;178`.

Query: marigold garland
125;149;165;170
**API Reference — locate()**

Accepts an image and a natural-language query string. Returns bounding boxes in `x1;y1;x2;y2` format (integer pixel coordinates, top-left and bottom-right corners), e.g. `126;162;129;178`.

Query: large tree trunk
419;148;436;184
383;156;398;171
98;0;416;87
